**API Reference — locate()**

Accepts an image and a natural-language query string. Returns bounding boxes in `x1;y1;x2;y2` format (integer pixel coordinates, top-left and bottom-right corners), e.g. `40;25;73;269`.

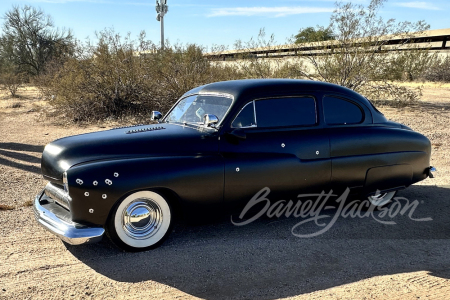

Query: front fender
66;155;224;226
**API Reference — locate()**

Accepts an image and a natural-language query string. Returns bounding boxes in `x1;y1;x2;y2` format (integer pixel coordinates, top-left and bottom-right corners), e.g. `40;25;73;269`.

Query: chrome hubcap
122;199;163;240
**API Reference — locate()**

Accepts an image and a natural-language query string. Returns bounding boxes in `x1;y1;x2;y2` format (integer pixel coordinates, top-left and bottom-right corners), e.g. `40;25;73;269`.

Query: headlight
63;171;69;193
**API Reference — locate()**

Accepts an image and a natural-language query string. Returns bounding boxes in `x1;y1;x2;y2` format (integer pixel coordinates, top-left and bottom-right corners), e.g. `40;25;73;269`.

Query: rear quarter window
323;96;364;125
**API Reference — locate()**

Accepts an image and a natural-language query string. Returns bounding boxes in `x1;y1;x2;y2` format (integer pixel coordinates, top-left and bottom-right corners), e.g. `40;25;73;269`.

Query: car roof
182;79;372;108
178;79;391;125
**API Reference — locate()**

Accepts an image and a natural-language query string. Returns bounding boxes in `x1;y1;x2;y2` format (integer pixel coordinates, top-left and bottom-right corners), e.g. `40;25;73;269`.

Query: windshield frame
162;92;235;128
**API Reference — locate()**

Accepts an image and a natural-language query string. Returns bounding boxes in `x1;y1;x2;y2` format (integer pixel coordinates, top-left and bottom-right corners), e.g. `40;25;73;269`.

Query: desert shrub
364;82;422;107
0;71;24;98
289;0;431;106
231;29;294;79
387;50;436;82
38;29;240;123
422;55;450;82
144;43;241;114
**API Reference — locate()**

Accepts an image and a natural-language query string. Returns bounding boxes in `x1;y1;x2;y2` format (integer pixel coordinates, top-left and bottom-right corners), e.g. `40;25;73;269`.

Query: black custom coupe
33;79;434;251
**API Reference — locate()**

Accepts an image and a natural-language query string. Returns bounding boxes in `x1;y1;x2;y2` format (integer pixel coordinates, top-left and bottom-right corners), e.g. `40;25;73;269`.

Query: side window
232;101;256;128
323;96;363;125
255;97;316;128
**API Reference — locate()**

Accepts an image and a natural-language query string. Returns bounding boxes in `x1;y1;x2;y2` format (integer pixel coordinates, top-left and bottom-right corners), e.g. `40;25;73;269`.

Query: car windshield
165;95;232;125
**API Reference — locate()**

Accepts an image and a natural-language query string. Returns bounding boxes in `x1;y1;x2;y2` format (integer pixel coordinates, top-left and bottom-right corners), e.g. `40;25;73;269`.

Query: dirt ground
1;84;450;300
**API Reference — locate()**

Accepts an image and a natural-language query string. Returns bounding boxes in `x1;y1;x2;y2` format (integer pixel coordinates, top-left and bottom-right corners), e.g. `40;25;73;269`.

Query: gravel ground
0;85;450;300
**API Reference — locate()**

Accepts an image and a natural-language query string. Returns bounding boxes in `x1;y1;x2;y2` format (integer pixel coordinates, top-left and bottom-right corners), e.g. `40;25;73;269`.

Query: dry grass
0;204;14;211
7;102;22;108
0;85;49;117
395;81;450;89
23;200;33;207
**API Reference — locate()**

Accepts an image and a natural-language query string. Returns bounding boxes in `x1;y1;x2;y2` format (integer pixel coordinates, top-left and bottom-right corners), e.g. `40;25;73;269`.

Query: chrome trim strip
33;191;104;245
45;182;71;211
253;100;257;126
43;174;60;182
231;101;257;129
163;93;235;127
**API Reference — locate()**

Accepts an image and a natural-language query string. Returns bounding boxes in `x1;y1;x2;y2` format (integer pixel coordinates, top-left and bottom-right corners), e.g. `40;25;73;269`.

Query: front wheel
107;191;173;252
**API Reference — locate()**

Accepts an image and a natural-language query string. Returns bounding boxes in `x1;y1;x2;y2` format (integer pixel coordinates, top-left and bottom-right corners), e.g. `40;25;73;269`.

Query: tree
0;42;23;97
294;26;335;44
231;28;293;79
291;0;433;105
0;5;74;76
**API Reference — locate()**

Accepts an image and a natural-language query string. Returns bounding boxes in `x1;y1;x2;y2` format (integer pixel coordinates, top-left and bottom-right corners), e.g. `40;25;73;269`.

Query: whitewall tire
107;191;173;251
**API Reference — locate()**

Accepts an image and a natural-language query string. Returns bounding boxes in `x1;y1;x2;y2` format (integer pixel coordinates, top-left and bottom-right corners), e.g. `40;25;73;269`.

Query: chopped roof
182;79;369;107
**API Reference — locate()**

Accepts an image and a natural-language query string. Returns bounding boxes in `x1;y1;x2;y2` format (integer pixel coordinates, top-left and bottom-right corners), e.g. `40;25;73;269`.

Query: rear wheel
107;190;173;252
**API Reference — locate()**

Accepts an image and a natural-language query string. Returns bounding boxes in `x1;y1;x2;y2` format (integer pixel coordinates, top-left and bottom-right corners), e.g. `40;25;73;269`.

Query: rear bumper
33;190;105;245
428;166;437;178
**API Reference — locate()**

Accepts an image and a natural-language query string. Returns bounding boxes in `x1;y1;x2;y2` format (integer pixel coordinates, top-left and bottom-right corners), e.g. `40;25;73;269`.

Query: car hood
41;123;218;183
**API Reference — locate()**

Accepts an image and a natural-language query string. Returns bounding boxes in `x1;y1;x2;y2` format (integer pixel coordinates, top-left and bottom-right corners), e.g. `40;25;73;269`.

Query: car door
219;96;331;207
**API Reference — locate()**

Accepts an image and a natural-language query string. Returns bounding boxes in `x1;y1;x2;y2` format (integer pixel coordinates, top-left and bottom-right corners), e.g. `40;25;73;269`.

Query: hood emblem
126;126;165;134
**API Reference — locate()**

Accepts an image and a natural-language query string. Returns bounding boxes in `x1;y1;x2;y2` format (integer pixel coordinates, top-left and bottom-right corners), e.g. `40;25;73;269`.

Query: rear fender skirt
364;164;412;195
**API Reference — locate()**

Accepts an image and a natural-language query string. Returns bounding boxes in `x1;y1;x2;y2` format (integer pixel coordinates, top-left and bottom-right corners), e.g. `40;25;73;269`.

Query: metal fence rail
205;28;450;60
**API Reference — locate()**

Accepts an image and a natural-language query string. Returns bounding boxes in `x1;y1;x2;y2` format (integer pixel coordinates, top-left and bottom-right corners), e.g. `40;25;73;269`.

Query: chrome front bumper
33;191;105;245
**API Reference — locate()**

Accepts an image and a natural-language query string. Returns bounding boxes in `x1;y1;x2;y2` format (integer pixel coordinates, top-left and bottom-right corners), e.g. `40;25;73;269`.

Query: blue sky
0;0;448;50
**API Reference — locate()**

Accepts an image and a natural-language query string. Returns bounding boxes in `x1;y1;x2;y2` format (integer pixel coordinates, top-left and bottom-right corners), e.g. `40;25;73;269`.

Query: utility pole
156;0;168;50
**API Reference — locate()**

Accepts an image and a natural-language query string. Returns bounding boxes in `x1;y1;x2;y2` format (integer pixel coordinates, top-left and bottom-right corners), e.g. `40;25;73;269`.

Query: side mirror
151;111;163;122
203;114;219;128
